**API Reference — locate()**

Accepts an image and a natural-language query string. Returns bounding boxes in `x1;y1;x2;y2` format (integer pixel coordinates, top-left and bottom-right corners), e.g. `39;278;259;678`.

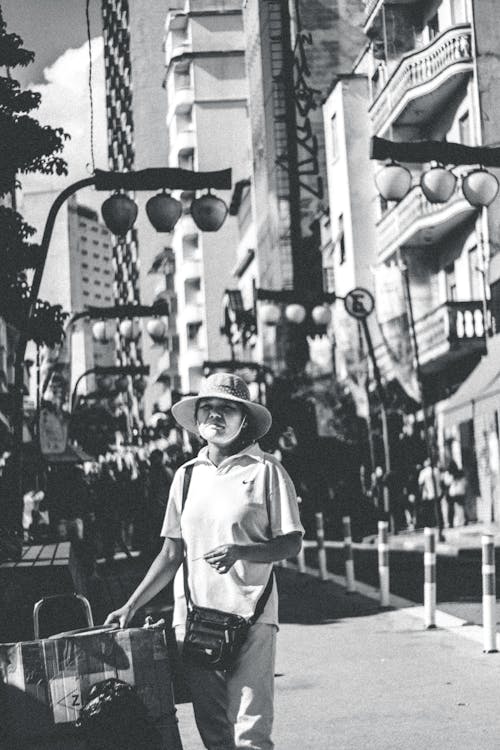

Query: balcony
376;300;487;381
180;259;202;280
376;183;476;263
175;128;196;156
416;300;487;372
185;347;205;369
370;25;473;134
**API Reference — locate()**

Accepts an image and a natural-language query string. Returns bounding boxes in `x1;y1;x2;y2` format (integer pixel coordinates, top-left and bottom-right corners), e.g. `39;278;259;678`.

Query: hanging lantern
259;302;281;325
119;319;139;341
285;303;307;324
147;318;167;343
190;191;228;231
420;165;457;203
146;191;182;232
462;168;499;207
374;161;412;202
92;320;113;344
101;193;138;236
311;304;332;326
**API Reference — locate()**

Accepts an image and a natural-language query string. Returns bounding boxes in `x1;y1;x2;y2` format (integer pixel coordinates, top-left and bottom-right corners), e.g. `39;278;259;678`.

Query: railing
376;182;473;260
370;25;472;132
415;300;485;364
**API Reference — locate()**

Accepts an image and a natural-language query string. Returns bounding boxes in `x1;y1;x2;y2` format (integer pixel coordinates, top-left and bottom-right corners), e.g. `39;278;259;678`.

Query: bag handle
180;463;273;623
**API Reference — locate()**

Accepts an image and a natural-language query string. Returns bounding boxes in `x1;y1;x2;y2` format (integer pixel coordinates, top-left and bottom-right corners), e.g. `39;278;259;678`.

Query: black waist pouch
184;604;250;671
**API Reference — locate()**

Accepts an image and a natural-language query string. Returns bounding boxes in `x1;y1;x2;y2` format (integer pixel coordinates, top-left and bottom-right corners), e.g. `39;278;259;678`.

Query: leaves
0;13;69;347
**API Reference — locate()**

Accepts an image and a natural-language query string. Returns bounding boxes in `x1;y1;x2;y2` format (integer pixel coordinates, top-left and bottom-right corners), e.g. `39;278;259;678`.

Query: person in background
418;458;445;541
105;372;303;750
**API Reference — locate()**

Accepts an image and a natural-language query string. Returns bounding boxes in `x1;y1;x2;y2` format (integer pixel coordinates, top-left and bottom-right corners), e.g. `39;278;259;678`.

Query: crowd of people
18;435;200;571
367;457;471;540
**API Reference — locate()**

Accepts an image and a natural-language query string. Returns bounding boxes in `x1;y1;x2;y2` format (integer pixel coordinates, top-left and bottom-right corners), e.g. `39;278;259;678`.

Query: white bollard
296;541;306;573
342;516;356;593
424;527;436;629
315;512;328;581
482;534;498;653
378;521;390;607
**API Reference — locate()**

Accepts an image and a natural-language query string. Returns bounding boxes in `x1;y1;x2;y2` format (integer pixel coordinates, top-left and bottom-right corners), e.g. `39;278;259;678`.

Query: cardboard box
0;627;182;749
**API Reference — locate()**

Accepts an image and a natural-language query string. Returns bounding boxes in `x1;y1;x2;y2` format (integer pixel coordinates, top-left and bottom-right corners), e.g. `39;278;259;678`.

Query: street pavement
175;567;500;750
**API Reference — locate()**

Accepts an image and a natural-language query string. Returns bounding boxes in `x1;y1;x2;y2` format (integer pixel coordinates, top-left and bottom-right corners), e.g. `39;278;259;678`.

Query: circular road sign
344;287;375;320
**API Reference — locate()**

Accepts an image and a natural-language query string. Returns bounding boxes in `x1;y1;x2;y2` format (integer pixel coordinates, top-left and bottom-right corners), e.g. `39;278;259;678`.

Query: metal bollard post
315;512;328;581
482;534;498;653
296;540;306;573
424;527;436;629
378;521;390;607
342;516;356;593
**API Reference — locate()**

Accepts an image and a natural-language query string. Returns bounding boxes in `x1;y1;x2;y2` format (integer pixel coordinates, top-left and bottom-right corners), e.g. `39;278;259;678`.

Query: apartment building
324;0;500;521
164;0;250;394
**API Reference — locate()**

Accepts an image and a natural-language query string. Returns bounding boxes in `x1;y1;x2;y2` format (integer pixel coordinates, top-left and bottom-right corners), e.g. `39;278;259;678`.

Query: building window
468;246;483;299
323;266;335;293
445;263;457;301
428;12;439;39
337;215;346;265
459;111;471;145
187;322;202;344
330;114;339;162
489;279;500;331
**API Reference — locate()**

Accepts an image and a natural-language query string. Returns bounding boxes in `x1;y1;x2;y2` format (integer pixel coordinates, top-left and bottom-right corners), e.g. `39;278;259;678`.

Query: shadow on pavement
276;567;384;625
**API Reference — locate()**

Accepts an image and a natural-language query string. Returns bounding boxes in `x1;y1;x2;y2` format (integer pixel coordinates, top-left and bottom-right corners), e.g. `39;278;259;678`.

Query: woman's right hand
104;602;135;629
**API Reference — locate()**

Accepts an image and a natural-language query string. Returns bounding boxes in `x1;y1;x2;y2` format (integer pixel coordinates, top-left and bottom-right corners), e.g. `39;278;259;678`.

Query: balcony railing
376;182;475;262
376;300;486;379
370;24;472;133
415;300;486;367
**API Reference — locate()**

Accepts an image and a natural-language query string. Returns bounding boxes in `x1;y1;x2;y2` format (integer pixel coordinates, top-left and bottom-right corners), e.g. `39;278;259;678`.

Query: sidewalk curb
290;562;499;652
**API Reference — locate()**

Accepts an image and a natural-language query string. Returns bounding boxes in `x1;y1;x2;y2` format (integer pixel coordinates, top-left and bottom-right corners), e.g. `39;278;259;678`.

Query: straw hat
171;372;272;440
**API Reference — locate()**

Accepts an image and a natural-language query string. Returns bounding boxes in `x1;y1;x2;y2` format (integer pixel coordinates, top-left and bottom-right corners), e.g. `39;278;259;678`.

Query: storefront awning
442;333;500;428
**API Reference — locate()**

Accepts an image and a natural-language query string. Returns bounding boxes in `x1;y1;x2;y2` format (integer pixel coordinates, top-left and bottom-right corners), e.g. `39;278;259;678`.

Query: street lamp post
71;364;150;413
11;166;232;532
250;284;393;517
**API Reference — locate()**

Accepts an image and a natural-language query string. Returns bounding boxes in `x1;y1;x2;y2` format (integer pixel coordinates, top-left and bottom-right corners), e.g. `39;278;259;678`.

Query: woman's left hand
203;544;242;574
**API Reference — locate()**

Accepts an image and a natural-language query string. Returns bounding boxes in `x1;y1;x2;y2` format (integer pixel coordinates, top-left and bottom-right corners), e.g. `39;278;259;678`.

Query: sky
2;0;107;203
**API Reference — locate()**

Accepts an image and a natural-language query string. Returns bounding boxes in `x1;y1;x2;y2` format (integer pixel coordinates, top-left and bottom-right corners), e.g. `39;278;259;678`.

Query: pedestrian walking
105;372;304;750
417;459;445;541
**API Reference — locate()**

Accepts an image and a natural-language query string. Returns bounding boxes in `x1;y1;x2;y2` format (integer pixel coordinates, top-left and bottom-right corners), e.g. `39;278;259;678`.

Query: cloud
21;37;107;207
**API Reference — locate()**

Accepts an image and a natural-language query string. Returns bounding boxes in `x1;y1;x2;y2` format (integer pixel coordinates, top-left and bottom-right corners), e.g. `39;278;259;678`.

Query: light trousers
176;623;277;750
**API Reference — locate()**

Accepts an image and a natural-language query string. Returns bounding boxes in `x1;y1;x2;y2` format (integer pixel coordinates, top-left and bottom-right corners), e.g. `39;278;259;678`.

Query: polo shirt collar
194;442;265;466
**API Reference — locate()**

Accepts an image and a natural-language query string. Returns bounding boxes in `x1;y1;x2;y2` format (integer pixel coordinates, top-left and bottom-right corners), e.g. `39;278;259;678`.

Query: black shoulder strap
182;464;194;512
181;464;194;607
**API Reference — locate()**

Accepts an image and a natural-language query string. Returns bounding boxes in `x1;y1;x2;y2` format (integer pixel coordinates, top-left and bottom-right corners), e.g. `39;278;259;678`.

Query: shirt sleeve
160;466;184;538
267;458;305;538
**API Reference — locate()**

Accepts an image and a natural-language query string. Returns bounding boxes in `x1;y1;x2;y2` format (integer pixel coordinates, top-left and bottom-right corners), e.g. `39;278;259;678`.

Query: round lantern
375;162;412;202
119;319;139;341
146;191;182;232
420;165;457;203
147;318;167;343
92;320;113;344
101;193;138;236
311;304;332;326
259;303;281;326
462;168;499;207
285;304;307;324
190;192;228;231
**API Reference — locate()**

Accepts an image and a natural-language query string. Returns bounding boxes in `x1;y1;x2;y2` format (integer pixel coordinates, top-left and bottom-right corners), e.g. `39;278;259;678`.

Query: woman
105;372;304;750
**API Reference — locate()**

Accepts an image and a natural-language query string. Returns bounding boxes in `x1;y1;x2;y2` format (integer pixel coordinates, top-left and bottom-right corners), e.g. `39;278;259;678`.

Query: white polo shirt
161;443;304;627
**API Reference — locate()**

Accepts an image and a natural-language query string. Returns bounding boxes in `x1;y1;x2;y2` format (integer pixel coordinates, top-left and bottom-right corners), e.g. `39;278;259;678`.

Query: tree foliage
0;10;70;347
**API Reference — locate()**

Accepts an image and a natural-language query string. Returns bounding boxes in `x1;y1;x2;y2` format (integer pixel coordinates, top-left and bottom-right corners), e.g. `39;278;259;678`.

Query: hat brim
171;394;272;440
